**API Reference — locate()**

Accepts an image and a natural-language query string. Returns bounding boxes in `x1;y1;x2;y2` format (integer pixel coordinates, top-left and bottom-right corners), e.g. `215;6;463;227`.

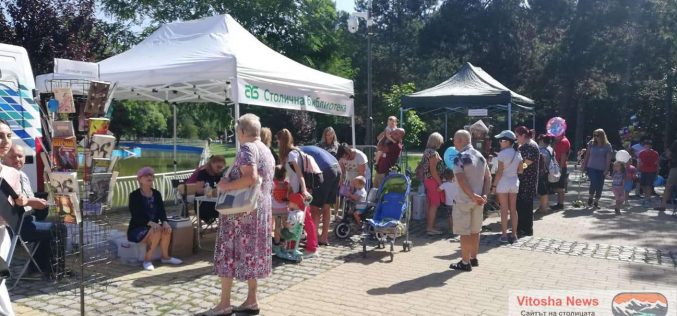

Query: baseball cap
494;130;516;141
137;167;155;178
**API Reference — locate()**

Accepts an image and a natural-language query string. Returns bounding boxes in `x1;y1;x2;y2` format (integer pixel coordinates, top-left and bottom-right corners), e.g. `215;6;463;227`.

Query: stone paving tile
8;172;677;315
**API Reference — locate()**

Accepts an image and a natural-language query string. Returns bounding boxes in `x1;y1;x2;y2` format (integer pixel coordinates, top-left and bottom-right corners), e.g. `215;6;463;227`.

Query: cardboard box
167;217;194;257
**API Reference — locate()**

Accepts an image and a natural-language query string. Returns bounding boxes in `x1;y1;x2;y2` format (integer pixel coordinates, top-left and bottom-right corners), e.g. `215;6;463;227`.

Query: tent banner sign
237;78;353;117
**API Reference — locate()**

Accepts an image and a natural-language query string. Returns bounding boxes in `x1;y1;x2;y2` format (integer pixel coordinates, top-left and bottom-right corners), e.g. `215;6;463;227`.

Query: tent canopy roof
402;62;534;109
36;14;354;117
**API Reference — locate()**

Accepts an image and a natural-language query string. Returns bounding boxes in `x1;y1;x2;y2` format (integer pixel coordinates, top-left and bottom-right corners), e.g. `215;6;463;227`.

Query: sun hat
137;167;155;178
494;130;516;141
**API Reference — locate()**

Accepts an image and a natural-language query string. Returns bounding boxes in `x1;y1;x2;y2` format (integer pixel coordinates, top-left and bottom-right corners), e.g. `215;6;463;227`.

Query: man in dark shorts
551;134;571;210
300;145;342;246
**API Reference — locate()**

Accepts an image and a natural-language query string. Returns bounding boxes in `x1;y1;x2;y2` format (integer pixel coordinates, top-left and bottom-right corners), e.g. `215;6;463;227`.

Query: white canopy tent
36;14;357;152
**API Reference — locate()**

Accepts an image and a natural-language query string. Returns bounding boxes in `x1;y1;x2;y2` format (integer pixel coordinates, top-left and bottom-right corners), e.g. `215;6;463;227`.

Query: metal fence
77;169;195;211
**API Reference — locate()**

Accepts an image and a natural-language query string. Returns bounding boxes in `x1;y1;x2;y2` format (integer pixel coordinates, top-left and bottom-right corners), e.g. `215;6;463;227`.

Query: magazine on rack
48;171;78;195
84;81;110;116
89;134;115;160
54;193;81;224
88;118;110;137
51;136;77;171
91;157;118;173
52;87;75;114
52;121;75;138
89;172;117;204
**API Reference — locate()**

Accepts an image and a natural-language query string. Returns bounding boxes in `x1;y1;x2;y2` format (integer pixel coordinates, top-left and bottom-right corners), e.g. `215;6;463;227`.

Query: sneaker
550;203;564;211
593;201;599;209
161;257;183;265
470;258;479;267
615;208;621;215
142;261;155;271
449;260;472;271
426;229;443;236
499;235;509;243
587;198;593;207
303;251;319;259
511;235;519;243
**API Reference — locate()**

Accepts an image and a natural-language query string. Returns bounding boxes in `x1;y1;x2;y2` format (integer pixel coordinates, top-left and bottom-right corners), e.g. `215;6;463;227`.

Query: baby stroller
363;171;412;261
334;185;377;239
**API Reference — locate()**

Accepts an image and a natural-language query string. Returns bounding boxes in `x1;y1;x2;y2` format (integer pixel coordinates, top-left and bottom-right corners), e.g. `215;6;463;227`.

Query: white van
0;43;44;192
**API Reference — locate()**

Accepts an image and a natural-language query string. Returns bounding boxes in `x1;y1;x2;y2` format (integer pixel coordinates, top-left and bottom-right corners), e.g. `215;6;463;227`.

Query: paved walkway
9;172;677;315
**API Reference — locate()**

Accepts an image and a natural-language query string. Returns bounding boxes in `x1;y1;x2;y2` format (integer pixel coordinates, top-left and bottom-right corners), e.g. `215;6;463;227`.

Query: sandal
200;305;233;316
234;303;260;315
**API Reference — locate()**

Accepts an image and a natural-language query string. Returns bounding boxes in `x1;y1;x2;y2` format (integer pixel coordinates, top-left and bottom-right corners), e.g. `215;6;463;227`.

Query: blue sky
335;0;355;12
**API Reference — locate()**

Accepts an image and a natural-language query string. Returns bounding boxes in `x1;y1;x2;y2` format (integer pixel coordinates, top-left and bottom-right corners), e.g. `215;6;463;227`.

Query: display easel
42;77;117;316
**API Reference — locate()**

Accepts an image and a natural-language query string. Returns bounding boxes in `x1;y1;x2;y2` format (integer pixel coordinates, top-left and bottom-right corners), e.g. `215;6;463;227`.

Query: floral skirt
213;207;272;281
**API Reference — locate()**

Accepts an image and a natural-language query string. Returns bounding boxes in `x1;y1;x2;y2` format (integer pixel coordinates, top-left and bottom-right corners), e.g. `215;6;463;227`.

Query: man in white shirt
4;145;66;279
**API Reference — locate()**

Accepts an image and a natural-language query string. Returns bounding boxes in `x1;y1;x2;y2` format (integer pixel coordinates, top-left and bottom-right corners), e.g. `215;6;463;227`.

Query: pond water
116;149;201;176
77;149;201;177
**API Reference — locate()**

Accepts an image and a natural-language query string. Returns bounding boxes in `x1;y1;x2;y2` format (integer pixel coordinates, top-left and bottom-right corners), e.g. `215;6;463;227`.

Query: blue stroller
363;171;412;261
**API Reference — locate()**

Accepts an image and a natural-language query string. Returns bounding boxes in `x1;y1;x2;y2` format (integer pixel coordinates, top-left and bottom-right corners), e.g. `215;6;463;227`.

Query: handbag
215;145;262;215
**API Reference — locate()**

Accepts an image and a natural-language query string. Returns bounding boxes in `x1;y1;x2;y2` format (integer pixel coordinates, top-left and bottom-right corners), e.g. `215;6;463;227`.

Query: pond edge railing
74;169;195;212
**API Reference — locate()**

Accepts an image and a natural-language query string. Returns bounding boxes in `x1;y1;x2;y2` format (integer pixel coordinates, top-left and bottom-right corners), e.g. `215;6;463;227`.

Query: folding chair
174;180;201;216
0;179;42;289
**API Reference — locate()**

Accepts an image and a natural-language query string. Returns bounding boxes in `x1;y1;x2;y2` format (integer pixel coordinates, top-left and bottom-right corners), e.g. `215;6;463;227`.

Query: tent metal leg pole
351;115;356;146
508;103;513;130
173;103;177;174
234;102;240;148
445;111;448;140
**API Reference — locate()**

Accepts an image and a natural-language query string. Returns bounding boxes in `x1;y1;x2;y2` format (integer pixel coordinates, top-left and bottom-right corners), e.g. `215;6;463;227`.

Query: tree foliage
2;0;677;151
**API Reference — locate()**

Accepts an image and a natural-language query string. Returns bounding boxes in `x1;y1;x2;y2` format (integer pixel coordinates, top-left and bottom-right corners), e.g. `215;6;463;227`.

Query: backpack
291;149;324;192
545;148;561;183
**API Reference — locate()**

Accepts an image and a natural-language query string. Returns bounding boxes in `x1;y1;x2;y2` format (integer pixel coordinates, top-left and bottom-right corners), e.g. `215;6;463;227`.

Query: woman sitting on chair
127;167;182;271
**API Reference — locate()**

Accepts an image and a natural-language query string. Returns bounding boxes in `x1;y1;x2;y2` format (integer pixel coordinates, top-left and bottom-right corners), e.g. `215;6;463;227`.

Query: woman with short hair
204;113;275;316
581;129;613;208
422;132;446;236
127;167;183;271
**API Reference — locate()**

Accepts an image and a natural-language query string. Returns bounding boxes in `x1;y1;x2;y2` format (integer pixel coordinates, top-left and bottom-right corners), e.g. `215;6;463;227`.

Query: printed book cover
89;172;118;205
48;171;78;195
55;193;81;224
77;97;88;132
91;158;111;174
52;120;75;138
84;81;110;116
88;118;110;137
51;136;78;171
89;134;115;160
53;87;75;114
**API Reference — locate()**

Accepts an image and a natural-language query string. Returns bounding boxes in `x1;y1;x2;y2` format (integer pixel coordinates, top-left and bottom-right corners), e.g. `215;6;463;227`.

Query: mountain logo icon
612;292;668;316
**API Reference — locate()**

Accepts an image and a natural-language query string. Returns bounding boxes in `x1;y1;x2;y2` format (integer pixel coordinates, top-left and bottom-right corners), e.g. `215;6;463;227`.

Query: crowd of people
0;110;674;315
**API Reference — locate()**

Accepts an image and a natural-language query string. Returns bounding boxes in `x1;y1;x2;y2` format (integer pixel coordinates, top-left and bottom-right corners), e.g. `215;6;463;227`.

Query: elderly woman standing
515;126;540;237
581;129;613;208
204;114;274;316
422;132;446;236
317;126;339;158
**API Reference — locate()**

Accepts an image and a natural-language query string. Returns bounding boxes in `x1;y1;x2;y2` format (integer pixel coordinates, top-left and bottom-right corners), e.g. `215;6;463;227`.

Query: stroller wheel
335;222;351;239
